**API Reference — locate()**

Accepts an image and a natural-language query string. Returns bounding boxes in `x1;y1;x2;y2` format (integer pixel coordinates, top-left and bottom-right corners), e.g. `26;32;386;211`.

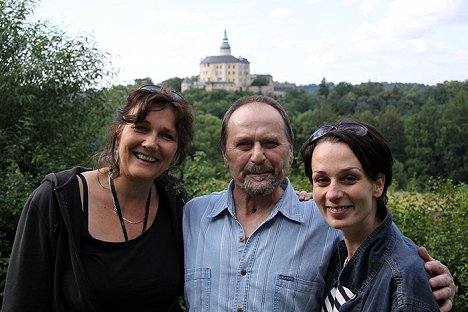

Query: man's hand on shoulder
419;246;456;312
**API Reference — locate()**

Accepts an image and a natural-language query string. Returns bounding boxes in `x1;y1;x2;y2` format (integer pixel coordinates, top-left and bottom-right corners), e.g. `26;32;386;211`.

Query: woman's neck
342;215;383;259
107;172;154;211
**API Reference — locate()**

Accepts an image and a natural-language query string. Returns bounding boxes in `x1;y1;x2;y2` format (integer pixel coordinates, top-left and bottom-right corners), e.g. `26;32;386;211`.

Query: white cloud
377;0;468;41
351;22;380;54
359;0;382;15
455;49;468;59
270;8;294;18
407;39;428;53
389;60;404;70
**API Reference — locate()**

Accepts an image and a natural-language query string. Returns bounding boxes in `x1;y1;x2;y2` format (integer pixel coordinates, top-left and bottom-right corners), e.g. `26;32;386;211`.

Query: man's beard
242;164;281;196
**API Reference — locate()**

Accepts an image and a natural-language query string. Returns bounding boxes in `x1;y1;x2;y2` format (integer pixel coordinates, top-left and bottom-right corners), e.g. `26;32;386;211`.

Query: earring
113;147;119;163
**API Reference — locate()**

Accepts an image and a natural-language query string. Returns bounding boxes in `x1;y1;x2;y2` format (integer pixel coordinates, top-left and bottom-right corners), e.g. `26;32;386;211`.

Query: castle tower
193;30;251;92
219;30;231;56
182;30;279;95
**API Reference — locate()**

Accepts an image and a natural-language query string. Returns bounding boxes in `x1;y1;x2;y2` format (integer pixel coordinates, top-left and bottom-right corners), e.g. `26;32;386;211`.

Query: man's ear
289;148;294;165
223;154;229;169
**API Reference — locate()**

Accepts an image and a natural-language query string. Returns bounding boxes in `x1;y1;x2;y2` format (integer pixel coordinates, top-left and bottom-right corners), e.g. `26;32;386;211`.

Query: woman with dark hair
301;120;440;311
2;85;194;312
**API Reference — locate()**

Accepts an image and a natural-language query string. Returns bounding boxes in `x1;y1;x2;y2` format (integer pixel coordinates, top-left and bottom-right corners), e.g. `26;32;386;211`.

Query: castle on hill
181;30;294;96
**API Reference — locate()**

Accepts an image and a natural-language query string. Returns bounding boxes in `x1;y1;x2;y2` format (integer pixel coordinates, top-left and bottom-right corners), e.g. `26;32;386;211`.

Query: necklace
108;173;151;242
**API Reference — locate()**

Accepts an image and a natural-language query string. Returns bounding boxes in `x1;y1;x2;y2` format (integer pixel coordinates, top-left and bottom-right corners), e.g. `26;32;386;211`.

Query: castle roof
200;55;250;64
220;30;231;50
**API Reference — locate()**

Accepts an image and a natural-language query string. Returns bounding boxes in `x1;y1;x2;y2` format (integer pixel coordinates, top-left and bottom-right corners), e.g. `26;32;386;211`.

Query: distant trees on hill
182;80;467;190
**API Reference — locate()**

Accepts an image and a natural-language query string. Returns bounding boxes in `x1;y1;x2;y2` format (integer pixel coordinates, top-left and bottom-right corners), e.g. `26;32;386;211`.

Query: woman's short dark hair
97;85;194;177
220;95;294;153
301;119;394;211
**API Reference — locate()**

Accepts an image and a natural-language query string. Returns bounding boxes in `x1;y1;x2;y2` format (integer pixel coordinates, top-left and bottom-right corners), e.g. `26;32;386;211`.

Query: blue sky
32;0;468;86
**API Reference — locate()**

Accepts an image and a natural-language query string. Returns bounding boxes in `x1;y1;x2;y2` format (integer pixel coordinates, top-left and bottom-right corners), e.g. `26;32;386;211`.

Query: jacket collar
335;208;394;293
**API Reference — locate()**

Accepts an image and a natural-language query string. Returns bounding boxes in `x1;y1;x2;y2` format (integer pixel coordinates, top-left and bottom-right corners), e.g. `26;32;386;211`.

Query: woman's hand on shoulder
295;190;313;201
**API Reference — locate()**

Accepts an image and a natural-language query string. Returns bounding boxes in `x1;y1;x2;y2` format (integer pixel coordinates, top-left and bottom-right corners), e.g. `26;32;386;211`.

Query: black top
2;167;187;312
79;174;180;311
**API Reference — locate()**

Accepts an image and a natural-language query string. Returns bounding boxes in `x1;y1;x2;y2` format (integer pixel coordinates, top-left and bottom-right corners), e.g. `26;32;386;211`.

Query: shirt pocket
184;268;211;311
273;274;325;312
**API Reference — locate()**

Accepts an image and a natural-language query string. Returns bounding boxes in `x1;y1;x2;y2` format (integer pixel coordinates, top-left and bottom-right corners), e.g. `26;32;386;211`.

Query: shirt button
237;305;243;312
239;236;245;242
240;269;247;276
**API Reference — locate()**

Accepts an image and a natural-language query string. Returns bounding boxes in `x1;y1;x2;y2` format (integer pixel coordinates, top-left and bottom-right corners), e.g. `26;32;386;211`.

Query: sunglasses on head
139;84;186;102
309;122;368;143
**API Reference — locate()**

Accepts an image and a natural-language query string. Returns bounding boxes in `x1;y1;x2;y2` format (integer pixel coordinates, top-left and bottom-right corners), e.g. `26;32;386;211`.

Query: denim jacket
325;207;439;312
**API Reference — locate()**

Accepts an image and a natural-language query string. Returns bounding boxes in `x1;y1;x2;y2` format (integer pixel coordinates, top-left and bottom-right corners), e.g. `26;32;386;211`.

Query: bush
390;179;467;311
0;161;34;298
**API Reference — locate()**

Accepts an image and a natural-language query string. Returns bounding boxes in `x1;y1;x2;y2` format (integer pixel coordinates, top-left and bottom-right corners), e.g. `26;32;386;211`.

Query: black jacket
2;167;187;312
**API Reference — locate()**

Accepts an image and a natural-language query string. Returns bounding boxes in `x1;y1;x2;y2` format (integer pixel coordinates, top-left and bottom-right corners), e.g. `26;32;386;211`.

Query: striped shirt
183;179;340;311
322;259;356;312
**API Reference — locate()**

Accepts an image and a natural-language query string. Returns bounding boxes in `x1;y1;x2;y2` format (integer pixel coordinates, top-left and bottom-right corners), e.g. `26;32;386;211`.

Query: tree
1;0;111;177
251;75;270;86
332;91;357;115
186;89;251;119
291;103;337;168
318;77;330;100
377;107;406;162
134;77;154;87
331;81;354;97
160;77;182;91
193;113;223;162
0;0;112;302
282;88;320;115
403;101;443;187
356;81;384;97
437;90;468;183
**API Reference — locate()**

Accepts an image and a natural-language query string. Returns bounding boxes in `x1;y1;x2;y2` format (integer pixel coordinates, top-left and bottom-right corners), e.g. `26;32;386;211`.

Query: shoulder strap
155;173;188;307
48;168;103;312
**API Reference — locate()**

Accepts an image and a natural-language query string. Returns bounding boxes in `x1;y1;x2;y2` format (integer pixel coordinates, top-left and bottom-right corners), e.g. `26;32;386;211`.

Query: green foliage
318;77;330;100
377;107;406;161
291;103;337;167
160;77;183;91
437;90;468;182
282;88;321;115
390;179;468;311
299;79;468;186
0;160;34;291
0;0;112;303
133;77;154;87
251;75;270;87
184;88;252;119
193;113;223;162
183;152;229;198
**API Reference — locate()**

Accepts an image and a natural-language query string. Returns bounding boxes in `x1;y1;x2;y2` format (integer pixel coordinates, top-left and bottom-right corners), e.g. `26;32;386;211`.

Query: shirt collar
207;178;305;223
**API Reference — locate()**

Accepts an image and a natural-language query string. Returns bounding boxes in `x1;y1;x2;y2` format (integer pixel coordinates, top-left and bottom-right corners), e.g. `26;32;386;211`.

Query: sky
31;0;468;86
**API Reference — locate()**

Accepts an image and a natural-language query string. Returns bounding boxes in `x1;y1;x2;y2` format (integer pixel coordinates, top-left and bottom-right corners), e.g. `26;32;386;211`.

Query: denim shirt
325;208;439;312
183;179;340;312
